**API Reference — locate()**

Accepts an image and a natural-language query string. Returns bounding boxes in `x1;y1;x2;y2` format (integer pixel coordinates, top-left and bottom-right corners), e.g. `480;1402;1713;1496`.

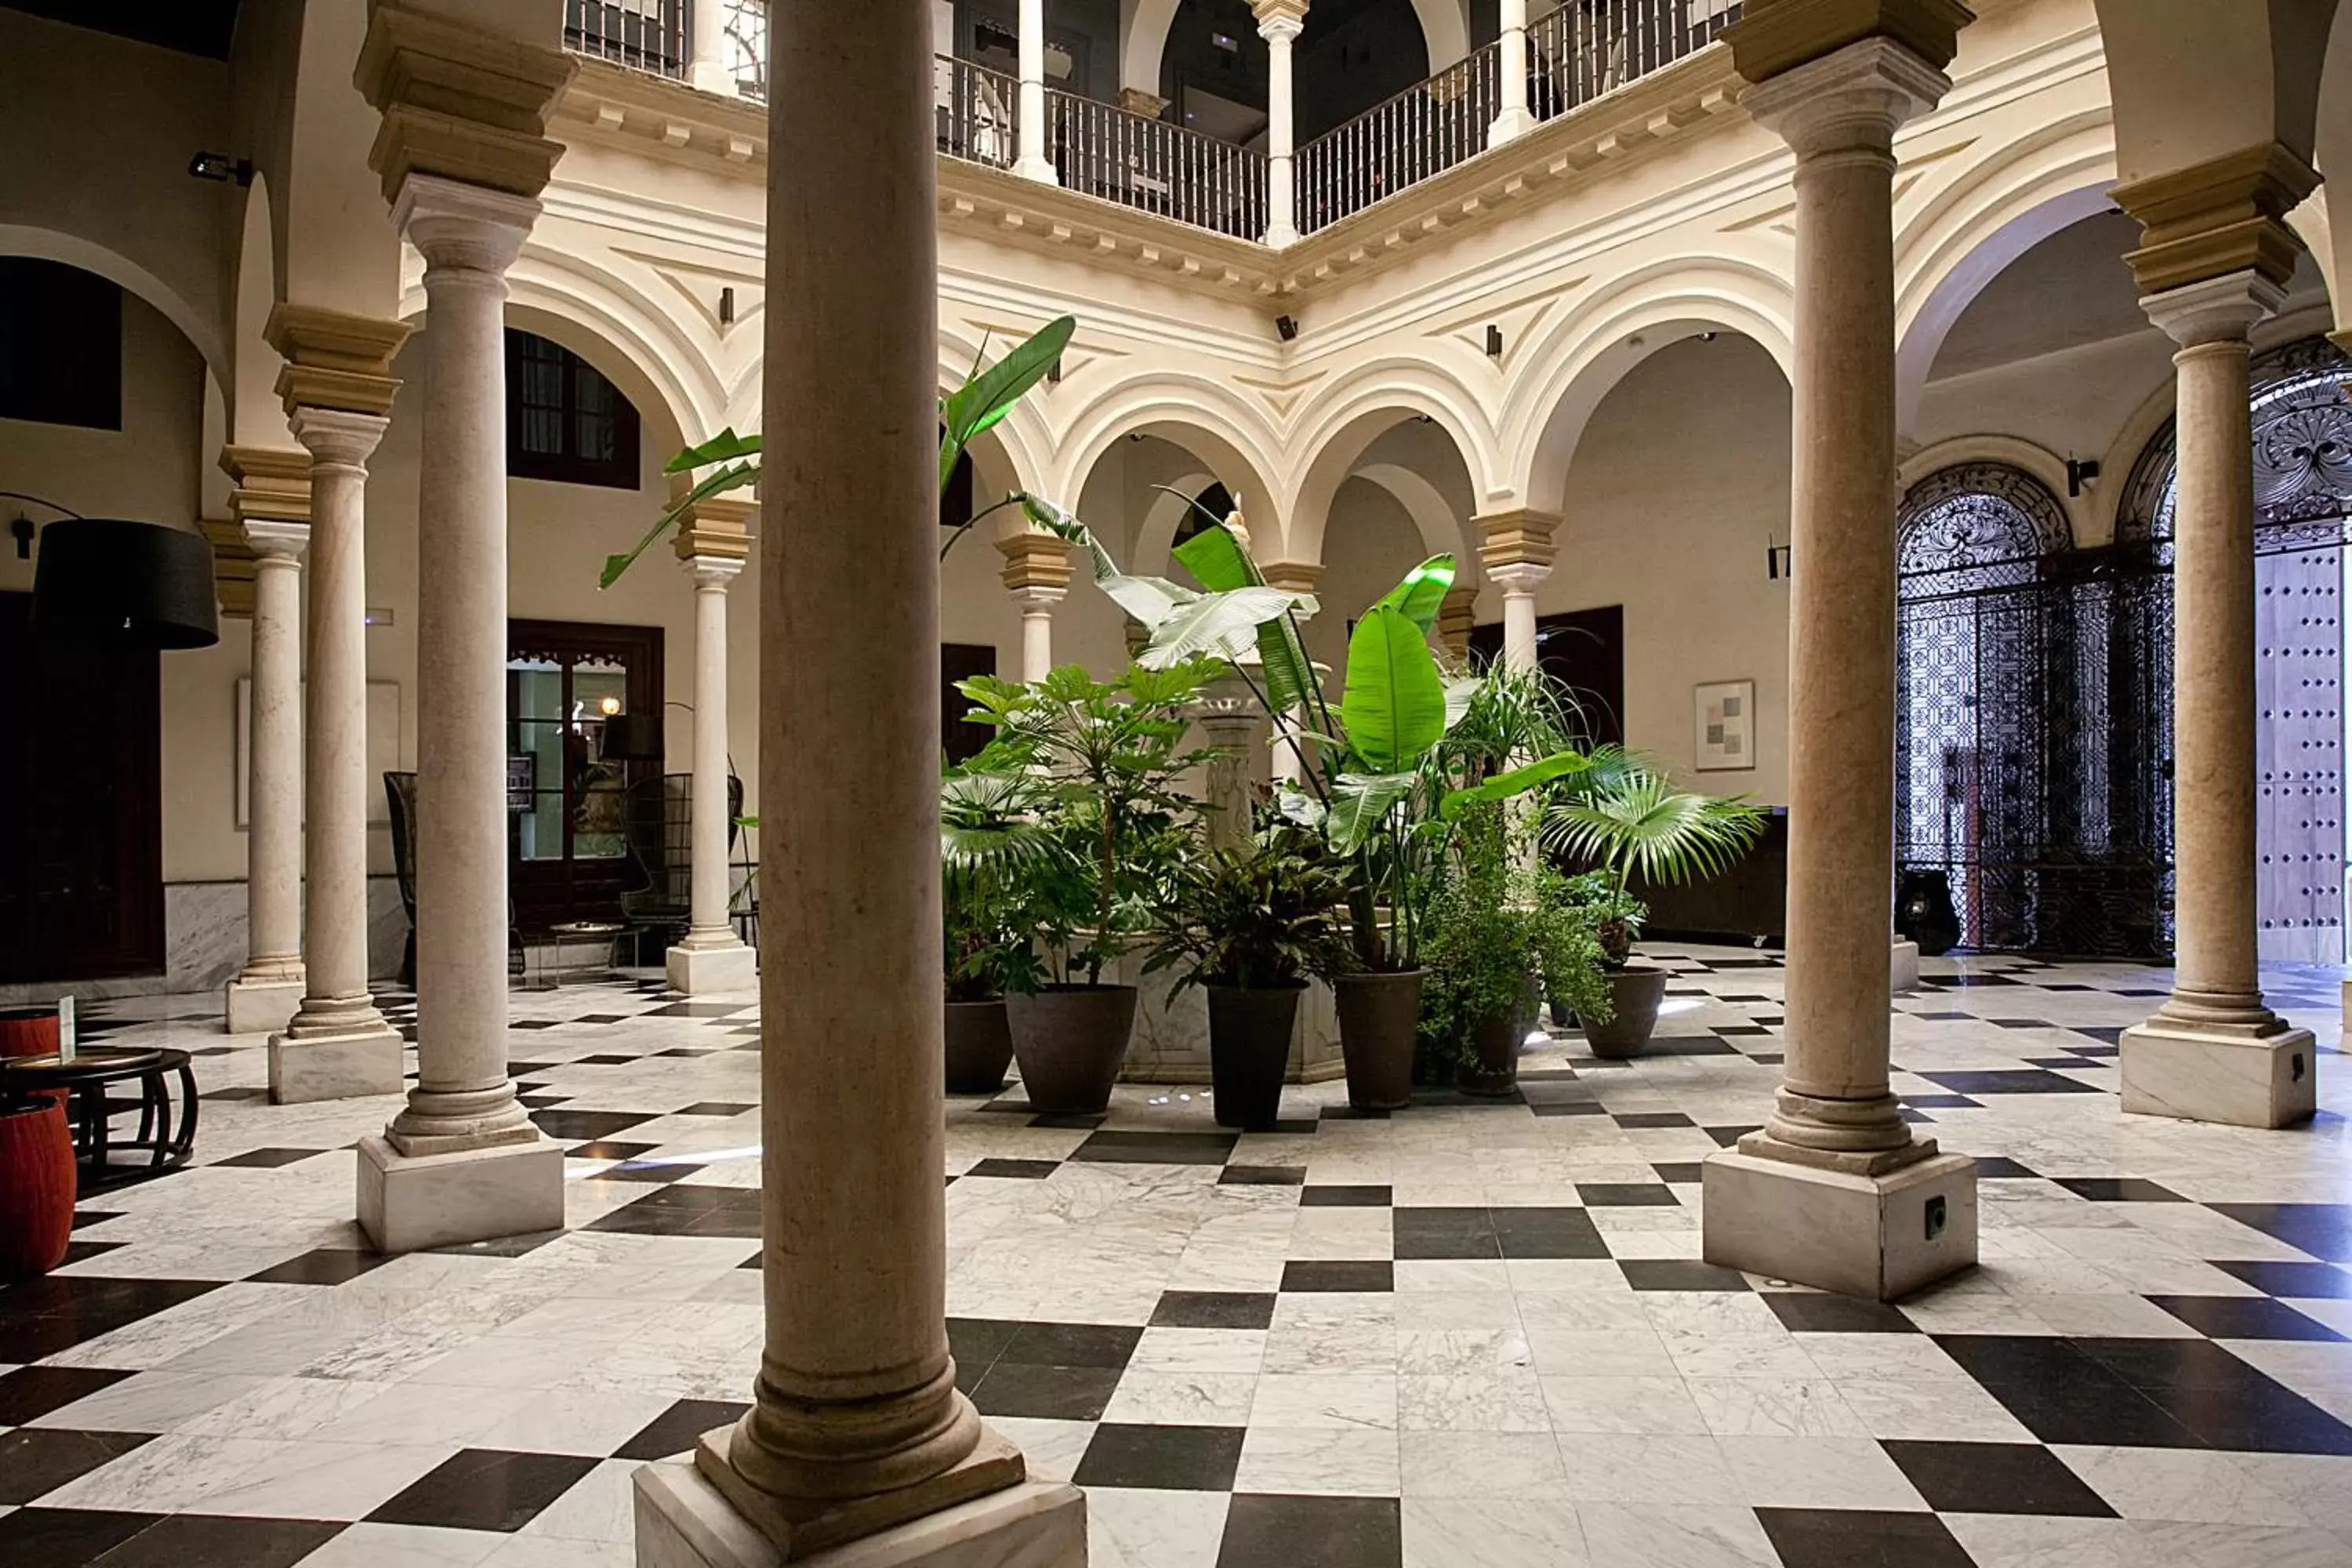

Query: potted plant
960;662;1214;1114
940;760;1061;1094
1143;832;1356;1129
1421;803;1612;1094
1544;748;1766;1058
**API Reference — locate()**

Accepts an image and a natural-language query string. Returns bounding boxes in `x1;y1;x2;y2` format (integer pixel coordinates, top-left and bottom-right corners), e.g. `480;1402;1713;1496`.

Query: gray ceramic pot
1584;964;1670;1058
944;999;1014;1096
1206;982;1303;1130
1335;969;1423;1111
1004;985;1138;1114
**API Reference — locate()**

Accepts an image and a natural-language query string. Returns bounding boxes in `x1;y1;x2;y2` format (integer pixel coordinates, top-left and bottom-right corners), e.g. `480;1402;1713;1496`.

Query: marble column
1491;0;1536;144
1013;0;1057;183
1700;31;1977;1301
669;499;757;996
1258;1;1305;246
633;0;1080;1559
2119;269;2318;1127
1476;509;1559;673
688;0;737;95
270;409;405;1105
357;176;564;1254
996;531;1073;682
1262;561;1323;785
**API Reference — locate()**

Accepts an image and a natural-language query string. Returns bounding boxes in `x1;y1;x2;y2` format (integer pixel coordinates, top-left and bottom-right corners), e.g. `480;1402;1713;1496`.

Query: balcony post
1256;0;1305;245
1492;0;1535;144
688;0;737;95
1014;0;1059;183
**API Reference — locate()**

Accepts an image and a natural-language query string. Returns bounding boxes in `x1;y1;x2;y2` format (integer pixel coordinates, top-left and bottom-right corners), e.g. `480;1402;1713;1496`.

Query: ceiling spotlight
189;152;254;186
1698;331;1719;342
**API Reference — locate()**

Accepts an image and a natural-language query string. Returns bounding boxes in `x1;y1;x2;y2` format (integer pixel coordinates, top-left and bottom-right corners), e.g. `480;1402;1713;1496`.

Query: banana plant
599;315;1078;588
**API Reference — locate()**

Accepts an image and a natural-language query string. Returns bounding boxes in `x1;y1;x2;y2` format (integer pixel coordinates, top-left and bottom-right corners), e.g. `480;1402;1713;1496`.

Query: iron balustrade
937;56;1022;172
564;0;689;78
724;0;768;101
1527;0;1743;124
1046;89;1271;241
1295;42;1502;234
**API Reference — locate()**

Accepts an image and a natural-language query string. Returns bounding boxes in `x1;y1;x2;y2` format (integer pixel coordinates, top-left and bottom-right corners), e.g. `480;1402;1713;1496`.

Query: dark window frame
506;329;641;489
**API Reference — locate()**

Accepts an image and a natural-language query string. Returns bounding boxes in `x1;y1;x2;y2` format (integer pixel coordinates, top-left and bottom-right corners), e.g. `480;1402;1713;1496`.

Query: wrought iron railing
564;0;689;78
1047;89;1271;241
937;56;1022;172
1528;0;1743;125
724;0;768;100
1295;41;1502;234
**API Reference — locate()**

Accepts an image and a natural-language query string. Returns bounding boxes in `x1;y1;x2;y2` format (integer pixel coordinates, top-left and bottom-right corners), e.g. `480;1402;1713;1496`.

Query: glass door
506;619;665;935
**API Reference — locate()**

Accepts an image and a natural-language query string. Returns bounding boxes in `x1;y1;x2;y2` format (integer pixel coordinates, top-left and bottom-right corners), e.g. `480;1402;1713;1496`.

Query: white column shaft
1502;587;1539;672
245;548;305;974
688;0;735;93
1014;0;1058;183
1263;20;1301;244
1493;0;1535;143
688;569;738;944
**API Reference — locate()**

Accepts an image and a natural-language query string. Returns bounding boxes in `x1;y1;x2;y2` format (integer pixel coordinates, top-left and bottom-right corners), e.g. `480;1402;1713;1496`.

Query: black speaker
1276;315;1298;342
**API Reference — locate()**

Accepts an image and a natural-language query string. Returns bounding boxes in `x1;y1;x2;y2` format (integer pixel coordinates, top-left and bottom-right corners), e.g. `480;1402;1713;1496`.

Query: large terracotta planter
1335;970;1422;1111
1206;982;1302;1131
0;1100;75;1279
1462;978;1539;1098
944;1000;1015;1096
1004;985;1138;1115
1584;964;1671;1059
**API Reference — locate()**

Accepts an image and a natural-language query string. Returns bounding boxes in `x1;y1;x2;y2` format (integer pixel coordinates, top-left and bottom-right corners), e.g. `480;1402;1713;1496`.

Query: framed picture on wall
1694;679;1755;772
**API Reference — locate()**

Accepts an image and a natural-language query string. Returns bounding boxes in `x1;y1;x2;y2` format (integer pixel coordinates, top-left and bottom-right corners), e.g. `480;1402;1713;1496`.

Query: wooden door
506;618;664;935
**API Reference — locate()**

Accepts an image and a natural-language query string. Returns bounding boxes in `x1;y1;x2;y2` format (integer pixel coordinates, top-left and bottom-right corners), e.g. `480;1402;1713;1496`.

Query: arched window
2119;335;2352;550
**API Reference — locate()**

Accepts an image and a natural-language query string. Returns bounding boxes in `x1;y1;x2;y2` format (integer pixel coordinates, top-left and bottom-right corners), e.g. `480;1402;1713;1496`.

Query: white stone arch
1899;434;2089;548
1409;0;1473;70
228;172;292;448
1053;376;1287;539
0;223;229;410
1353;462;1471;563
1122;0;1181;98
1282;375;1494;568
1504;257;1795;514
1131;469;1220;576
1893;110;2118;437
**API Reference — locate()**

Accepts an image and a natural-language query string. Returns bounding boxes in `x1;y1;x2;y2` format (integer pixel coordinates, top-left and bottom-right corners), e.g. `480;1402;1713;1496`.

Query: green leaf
1171;512;1259;591
1439;748;1590;820
1374;555;1457;633
1277;789;1327;830
665;427;762;476
941;316;1076;493
1137;586;1304;668
1443;675;1479;732
1163;503;1322;717
1338;604;1446;774
1539;764;1766;886
602;459;760;589
1327;771;1418;855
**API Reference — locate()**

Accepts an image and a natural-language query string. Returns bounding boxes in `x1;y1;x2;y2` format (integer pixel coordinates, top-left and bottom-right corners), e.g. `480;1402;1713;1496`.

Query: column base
1011;157;1060;186
1702;1140;1977;1301
267;1023;404;1105
668;942;759;996
1262;222;1300;248
1489;106;1537;145
633;1430;1080;1568
2120;1017;2318;1129
356;1131;565;1254
227;972;305;1036
1890;938;1920;995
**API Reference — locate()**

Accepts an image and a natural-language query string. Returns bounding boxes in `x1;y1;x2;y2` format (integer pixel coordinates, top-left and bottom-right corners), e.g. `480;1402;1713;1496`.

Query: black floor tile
1217;1494;1400;1568
1932;1336;2203;1448
0;1366;134;1425
1612;1111;1695;1128
964;1158;1060;1180
947;1318;1023;1379
1620;1259;1751;1291
1755;1508;1976;1567
1973;1156;2042;1178
208;1148;324;1169
615;1398;752;1461
1763;1293;1918;1334
1392;1208;1497;1261
676;1102;755;1116
1027;1112;1109;1131
1643;1035;1740;1055
1899;1094;1983;1109
1530;1102;1611;1117
1574;1182;1679;1207
1650;1163;1707;1184
999;1322;1144;1369
1300;1185;1392;1207
1920;1070;2101;1095
365;1448;599;1532
85;1513;345;1567
967;1360;1123;1421
580;1161;693;1185
245;1248;392;1286
1281;1261;1394;1293
1152;1291;1278;1330
1067;1131;1239;1165
528;1109;655;1142
2208;1203;2352;1262
2211;1259;2352;1298
0;1508;160;1566
1220;1165;1306;1186
1880;1439;2116;1515
0;1428;154;1504
1492;1207;1609;1259
2055;1178;2186;1203
0;1276;223;1361
641;1001;753;1018
2146;1294;2348;1341
1071;1423;1245;1490
424;1228;565;1259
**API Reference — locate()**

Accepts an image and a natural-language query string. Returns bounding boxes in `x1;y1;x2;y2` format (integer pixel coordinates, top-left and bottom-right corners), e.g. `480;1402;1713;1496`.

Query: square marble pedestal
633;1451;1085;1568
226;974;304;1036
356;1134;566;1254
669;942;759;996
1702;1146;1978;1301
268;1025;404;1105
1890;938;1920;996
2120;1019;2318;1128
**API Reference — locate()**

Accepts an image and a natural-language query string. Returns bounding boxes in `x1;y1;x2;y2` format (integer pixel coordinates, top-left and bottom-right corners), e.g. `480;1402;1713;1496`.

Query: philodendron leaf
602;459;760;589
665;427;762;476
1327;771;1418;855
1338;604;1447;774
1375;554;1457;633
1439;748;1591;820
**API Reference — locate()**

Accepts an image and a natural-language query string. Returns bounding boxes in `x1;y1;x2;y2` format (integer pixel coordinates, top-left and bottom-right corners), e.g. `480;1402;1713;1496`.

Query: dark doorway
0;590;163;981
942;642;999;765
506;619;665;934
1470;604;1626;747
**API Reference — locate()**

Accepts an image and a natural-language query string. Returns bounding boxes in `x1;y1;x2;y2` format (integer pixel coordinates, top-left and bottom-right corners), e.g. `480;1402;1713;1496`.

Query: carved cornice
199;518;259;619
675;495;754;564
2111;141;2320;296
356;3;578;202
264;304;412;419
995;531;1075;593
1723;0;1973;85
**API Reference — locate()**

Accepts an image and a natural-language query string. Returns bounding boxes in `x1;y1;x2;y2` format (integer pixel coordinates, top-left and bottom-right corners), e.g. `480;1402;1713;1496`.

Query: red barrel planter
0;1099;74;1279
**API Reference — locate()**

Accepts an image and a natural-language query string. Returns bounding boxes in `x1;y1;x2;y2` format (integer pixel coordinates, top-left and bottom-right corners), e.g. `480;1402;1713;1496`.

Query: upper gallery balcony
562;0;1744;244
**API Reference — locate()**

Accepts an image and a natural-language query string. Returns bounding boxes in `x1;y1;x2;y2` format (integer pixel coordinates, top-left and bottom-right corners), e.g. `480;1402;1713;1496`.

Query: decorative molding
264;305;412;419
199;518;259;619
2140;268;2288;353
2111;141;2320;296
220;444;315;526
356;2;578;203
995;531;1075;594
1476;507;1561;573
1722;0;1973;85
674;495;755;564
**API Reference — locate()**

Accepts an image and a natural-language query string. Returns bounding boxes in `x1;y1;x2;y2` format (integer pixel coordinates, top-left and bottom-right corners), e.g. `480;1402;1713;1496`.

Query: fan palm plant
939;761;1065;1001
1541;746;1766;962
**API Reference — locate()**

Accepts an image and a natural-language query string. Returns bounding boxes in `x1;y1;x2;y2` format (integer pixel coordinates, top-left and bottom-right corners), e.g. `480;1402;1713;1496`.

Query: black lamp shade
33;518;220;650
599;713;664;762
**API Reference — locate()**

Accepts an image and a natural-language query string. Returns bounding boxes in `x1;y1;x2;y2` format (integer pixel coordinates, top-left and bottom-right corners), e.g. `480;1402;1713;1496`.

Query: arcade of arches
5;2;2352;1566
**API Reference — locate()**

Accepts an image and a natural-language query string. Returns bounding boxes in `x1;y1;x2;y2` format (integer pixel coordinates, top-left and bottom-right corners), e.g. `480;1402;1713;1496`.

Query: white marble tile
1684;1377;1871;1438
1100;1370;1260;1426
1232;1426;1399;1495
1571;1503;1780;1568
1249;1371;1398;1429
1553;1433;1744;1505
1085;1487;1229;1568
2054;1446;2317;1525
1715;1435;1930;1511
1399;1431;1566;1497
296;1523;508;1568
1400;1498;1588;1568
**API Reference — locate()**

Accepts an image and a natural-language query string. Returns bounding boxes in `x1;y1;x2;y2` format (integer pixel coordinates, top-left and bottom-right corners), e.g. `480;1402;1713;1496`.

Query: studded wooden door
2254;548;2346;963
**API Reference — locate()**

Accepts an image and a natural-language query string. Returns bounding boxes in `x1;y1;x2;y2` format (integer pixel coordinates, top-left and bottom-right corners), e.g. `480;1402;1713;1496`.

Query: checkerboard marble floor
9;947;2352;1567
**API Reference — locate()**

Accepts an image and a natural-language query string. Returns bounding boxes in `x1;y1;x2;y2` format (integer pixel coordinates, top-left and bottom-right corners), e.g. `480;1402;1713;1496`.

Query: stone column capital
221;444;316;527
1737;36;1951;158
2141;268;2286;351
1254;0;1308;41
675;494;755;565
356;2;576;204
1118;87;1170;118
1437;583;1478;659
265;305;411;420
1723;0;1969;85
1261;561;1322;595
1475;507;1559;579
243;519;313;561
995;530;1075;594
686;555;746;589
289;405;391;470
392;175;540;277
2113;141;2319;297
